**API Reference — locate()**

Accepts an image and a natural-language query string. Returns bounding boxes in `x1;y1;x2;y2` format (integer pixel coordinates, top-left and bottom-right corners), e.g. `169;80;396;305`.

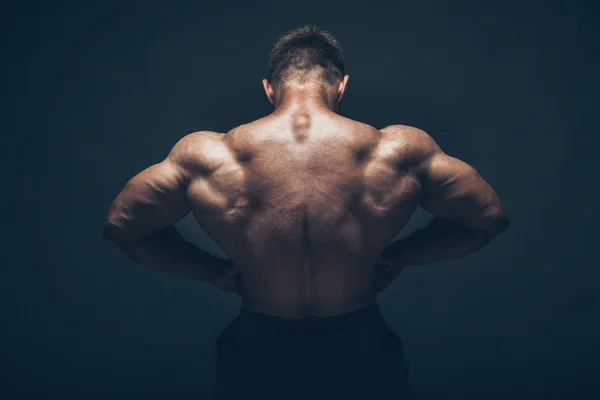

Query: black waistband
238;302;382;332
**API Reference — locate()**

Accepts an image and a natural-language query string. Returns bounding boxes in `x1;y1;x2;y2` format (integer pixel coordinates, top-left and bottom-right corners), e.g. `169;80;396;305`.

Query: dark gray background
3;0;599;398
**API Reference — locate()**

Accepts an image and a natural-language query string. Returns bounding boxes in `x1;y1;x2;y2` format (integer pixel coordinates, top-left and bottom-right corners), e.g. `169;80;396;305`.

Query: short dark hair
268;25;345;91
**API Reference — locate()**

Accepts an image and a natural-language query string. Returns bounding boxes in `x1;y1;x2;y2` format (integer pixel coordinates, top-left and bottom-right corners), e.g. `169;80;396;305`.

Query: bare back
185;112;423;317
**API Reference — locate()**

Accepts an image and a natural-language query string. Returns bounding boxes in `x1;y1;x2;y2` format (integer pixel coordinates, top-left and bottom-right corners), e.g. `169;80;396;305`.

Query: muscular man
103;25;509;399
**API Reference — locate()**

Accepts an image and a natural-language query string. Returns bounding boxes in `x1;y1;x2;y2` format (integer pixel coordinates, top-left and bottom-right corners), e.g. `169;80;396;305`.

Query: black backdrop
3;0;599;398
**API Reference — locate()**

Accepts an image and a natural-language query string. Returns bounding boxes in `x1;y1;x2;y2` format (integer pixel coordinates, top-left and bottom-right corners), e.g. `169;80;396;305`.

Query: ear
337;75;350;104
262;79;275;105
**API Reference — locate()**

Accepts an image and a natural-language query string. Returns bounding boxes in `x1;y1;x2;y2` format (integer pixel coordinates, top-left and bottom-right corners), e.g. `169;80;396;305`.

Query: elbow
497;214;510;233
102;222;119;242
480;209;510;242
103;212;143;249
103;215;128;243
493;208;510;234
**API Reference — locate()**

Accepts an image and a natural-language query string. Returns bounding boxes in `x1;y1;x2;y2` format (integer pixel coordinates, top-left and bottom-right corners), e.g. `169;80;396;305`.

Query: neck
272;84;338;114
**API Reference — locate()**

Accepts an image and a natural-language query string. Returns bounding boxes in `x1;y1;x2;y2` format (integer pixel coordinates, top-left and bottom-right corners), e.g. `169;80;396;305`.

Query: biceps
419;154;504;231
105;162;190;241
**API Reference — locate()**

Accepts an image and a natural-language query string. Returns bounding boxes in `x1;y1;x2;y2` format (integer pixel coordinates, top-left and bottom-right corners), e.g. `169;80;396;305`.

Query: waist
240;296;380;323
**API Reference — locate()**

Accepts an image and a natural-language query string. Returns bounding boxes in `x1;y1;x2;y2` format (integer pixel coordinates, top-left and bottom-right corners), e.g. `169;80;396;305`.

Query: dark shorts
213;302;414;400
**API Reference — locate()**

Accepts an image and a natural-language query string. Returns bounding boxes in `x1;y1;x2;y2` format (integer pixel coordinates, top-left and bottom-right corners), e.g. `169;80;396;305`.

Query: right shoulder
377;124;442;168
168;130;233;174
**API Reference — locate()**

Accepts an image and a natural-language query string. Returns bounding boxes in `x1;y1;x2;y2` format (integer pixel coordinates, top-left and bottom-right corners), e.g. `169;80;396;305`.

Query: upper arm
382;125;509;233
103;132;206;242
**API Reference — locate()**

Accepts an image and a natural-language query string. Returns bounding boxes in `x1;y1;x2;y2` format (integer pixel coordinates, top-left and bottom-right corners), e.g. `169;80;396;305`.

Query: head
262;25;350;112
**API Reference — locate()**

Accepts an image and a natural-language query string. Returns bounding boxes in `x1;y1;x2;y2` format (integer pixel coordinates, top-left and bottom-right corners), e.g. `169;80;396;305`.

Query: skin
103;72;509;318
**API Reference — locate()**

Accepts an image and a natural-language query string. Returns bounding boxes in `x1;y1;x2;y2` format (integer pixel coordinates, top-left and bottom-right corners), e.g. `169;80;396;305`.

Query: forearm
383;217;495;268
107;226;227;283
